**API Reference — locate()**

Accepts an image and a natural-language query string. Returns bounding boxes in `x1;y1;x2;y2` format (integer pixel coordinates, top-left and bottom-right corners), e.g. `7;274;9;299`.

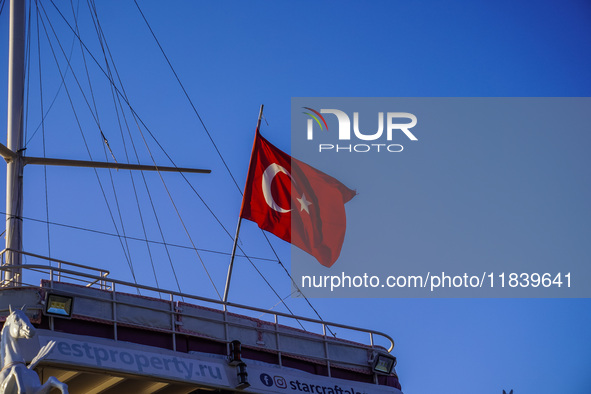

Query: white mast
4;0;26;285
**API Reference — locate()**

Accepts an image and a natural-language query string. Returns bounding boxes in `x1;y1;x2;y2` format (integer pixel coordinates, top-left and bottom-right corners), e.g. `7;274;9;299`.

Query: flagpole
223;104;264;304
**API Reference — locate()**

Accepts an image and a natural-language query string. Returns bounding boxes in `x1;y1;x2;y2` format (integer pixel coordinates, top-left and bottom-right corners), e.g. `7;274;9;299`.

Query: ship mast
3;0;25;285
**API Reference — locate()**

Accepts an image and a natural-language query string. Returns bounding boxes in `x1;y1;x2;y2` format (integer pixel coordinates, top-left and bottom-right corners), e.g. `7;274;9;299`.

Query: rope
23;0;32;144
49;0;223;299
25;0;79;148
86;0;166;294
124;6;300;314
262;231;336;337
129;2;326;327
2;212;277;263
44;0;331;329
35;1;52;263
35;0;139;285
132;0;243;194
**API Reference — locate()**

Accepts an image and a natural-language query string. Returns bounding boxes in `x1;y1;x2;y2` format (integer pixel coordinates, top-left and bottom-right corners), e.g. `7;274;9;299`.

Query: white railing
0;249;395;382
0;249;110;289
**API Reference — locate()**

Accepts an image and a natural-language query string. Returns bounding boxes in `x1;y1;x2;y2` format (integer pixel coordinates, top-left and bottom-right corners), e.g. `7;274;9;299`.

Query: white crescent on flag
261;163;293;213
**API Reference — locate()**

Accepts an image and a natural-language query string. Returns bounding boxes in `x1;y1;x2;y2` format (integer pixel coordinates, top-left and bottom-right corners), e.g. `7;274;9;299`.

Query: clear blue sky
1;1;590;393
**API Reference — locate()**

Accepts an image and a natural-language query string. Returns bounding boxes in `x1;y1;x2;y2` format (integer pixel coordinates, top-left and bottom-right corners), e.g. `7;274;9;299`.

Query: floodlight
44;294;73;318
373;353;397;375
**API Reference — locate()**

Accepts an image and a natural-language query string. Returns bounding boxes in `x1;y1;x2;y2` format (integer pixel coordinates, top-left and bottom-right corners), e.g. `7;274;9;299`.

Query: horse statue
0;306;68;394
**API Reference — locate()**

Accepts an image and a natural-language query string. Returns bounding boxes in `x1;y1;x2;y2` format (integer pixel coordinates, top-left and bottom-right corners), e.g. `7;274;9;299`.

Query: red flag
240;131;356;267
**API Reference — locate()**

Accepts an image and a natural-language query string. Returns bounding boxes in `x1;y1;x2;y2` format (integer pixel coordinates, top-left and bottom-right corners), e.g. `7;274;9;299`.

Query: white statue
0;306;68;394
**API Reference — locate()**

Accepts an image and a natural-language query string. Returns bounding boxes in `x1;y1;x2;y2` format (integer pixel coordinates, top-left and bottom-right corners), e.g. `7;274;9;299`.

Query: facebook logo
260;373;273;387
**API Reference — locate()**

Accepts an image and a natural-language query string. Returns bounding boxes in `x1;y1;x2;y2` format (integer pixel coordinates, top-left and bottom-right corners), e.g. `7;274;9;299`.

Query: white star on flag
297;193;312;214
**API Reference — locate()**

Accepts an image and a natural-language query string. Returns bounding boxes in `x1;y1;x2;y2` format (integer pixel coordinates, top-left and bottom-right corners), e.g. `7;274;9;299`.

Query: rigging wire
8;1;307;321
47;0;325;327
84;0;163;293
257;290;299;320
35;0;52;262
48;0;237;244
85;0;217;299
1;211;278;263
132;0;243;194
25;0;81;148
19;0;33;269
260;230;336;337
23;0;32;143
136;128;223;300
131;1;308;321
48;0;226;300
131;2;333;332
35;0;139;286
68;0;140;294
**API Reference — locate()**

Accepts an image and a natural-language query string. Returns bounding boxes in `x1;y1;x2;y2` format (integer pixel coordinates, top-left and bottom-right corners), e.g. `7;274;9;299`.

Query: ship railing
0;251;395;382
0;249;110;289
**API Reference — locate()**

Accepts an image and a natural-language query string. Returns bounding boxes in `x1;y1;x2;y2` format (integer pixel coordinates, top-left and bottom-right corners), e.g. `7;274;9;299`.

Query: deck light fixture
229;340;242;365
236;362;249;389
372;353;397;375
44;294;74;318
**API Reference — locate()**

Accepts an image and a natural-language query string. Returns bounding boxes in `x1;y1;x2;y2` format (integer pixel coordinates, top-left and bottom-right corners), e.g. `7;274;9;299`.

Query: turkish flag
240;131;356;267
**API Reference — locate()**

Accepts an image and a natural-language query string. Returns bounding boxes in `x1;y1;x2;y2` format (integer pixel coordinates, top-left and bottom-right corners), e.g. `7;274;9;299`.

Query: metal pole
222;105;264;303
5;0;26;285
223;218;242;303
24;156;211;173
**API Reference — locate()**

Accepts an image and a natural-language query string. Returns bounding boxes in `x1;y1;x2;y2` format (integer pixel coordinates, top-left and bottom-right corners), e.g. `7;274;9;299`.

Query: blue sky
1;1;590;393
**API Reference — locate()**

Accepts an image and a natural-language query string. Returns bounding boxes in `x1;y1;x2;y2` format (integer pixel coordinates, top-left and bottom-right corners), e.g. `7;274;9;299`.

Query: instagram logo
274;376;287;389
